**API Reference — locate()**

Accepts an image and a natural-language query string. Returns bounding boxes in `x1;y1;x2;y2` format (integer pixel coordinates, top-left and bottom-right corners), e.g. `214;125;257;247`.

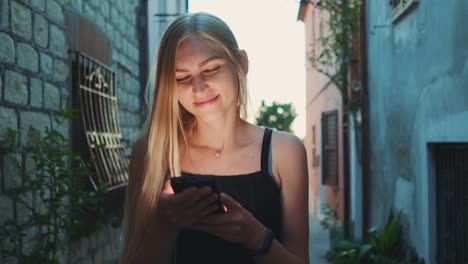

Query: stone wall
0;0;145;263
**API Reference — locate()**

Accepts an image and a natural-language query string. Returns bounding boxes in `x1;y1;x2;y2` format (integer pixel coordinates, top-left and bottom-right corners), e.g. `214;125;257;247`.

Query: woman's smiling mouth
194;95;220;107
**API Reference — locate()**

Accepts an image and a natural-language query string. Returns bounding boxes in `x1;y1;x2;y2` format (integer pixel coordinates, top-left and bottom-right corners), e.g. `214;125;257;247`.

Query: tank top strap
260;128;273;173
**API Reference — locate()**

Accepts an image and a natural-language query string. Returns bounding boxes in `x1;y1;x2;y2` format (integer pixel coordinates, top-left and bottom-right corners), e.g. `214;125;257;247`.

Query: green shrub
0;108;122;263
333;211;425;264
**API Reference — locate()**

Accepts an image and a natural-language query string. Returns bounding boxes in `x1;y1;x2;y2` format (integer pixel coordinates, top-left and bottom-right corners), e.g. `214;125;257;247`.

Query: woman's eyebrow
175;56;224;72
199;56;223;67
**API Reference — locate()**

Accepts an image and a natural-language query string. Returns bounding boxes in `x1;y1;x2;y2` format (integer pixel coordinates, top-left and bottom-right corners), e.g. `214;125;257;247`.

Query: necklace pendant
215;152;220;157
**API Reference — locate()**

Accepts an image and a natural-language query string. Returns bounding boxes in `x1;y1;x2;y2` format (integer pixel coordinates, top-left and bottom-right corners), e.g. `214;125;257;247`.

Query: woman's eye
176;75;190;83
204;66;220;73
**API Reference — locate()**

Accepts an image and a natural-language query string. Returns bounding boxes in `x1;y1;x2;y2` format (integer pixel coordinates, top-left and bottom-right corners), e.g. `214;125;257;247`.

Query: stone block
0;196;13;226
118;15;126;34
34;14;48;48
80;257;93;264
93;251;104;264
0;107;17;138
46;0;64;25
83;3;95;20
60;96;69;110
125;22;133;40
17;43;38;73
89;0;99;8
116;0;124;13
16;192;33;225
4;70;28;105
110;7;119;26
103;244;115;261
0;33;15;64
30;78;43;107
70;0;83;13
44;82;60;110
0;0;9;30
11;1;32;40
24;152;36;177
51;116;69;138
3;153;22;190
49;24;67;59
101;0;109;18
130;44;137;62
31;0;45;11
105;22;114;43
53;59;69;82
40;52;53;76
20;111;50;147
95;13;105;33
114;32;122;51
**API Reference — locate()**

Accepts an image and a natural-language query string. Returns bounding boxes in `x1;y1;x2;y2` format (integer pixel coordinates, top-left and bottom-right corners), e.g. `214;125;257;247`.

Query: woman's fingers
191;202;223;222
159;187;220;228
189;193;218;213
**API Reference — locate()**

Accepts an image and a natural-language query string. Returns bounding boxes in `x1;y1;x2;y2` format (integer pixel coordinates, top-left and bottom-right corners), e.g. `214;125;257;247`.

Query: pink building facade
298;3;345;221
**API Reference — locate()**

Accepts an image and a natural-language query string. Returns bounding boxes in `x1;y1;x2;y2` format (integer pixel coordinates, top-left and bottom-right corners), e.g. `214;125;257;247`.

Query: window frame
321;110;339;186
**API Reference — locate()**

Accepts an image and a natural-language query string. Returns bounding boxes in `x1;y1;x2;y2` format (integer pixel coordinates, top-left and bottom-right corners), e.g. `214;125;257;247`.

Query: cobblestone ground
309;214;330;264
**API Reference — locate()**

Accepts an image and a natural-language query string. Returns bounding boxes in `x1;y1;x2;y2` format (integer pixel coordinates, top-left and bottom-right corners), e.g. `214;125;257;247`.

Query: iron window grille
71;52;129;191
390;0;418;22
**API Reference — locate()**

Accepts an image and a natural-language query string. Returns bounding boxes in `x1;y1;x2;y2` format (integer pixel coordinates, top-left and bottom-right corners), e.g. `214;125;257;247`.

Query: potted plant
319;203;343;250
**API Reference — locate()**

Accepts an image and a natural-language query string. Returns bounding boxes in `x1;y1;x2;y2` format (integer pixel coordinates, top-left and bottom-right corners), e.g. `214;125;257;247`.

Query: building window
66;14;129;191
430;143;468;263
312;125;319;168
321;110;338;186
391;0;418;22
71;52;129;191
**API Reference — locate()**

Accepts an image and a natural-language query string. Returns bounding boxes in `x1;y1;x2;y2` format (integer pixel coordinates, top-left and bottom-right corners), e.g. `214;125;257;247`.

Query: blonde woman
122;12;309;264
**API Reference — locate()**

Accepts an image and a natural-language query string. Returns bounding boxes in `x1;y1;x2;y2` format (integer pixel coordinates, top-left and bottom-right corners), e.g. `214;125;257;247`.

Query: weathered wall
366;1;468;262
302;4;345;218
0;0;144;262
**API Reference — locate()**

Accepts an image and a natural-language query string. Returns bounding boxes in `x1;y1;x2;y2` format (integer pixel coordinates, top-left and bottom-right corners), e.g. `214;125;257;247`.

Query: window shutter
321;110;338;186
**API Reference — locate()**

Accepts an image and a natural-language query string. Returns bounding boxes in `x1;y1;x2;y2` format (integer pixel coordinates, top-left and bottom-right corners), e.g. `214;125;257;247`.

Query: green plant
320;203;340;231
319;203;344;250
332;210;425;264
0;108;122;263
255;100;297;133
308;0;361;103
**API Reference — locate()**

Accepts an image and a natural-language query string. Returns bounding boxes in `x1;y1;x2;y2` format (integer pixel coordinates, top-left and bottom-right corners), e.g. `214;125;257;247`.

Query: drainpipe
359;0;370;241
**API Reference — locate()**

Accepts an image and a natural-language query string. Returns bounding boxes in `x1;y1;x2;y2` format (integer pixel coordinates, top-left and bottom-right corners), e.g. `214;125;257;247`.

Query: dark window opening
321;110;338;186
431;143;468;264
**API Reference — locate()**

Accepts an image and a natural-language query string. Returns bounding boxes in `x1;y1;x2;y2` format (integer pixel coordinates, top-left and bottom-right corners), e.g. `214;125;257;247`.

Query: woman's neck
190;117;246;152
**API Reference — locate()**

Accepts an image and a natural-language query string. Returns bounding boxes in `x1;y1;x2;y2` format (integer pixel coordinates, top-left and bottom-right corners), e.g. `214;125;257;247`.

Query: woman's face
175;36;239;123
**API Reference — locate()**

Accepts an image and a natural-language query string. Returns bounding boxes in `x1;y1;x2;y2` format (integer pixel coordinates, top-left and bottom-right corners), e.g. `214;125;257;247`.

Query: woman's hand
157;186;221;229
189;193;267;251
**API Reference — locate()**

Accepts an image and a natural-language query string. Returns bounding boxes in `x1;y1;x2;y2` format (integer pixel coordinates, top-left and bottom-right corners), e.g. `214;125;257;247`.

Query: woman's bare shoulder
270;129;307;179
271;130;305;154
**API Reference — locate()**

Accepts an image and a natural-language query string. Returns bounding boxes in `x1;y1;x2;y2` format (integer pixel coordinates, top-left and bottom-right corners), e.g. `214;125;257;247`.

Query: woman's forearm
135;214;179;264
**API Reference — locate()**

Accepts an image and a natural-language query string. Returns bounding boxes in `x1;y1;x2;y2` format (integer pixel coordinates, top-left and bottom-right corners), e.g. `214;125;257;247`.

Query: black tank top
174;128;283;264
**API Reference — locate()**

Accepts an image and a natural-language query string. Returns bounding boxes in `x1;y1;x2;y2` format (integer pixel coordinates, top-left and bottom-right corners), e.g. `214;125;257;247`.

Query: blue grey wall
366;1;468;262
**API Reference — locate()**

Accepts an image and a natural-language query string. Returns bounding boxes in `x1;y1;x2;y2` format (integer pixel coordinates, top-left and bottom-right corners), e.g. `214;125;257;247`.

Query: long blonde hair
121;12;249;263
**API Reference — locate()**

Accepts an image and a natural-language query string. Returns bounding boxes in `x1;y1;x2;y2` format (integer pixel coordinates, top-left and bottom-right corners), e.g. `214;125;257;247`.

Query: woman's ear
238;50;249;74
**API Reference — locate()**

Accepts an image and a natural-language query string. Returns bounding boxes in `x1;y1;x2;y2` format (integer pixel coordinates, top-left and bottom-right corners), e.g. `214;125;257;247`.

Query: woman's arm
253;131;309;263
124;138;178;264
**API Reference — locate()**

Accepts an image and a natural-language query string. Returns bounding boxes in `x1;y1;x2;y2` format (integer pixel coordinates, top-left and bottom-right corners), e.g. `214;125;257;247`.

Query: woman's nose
192;75;207;93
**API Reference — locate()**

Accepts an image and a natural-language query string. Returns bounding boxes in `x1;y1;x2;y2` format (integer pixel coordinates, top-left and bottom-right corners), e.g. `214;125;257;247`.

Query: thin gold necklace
215;143;225;157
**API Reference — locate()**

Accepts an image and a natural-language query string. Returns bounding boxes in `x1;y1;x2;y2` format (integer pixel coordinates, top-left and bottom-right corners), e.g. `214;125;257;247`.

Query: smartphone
170;175;225;214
